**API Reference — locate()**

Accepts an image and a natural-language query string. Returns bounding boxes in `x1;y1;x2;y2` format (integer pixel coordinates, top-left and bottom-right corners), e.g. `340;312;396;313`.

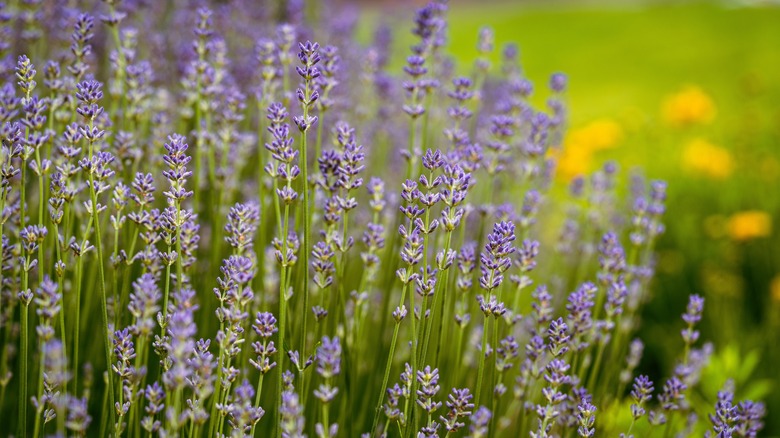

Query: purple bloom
316;336;342;380
577;398;596;437
468;406;491;438
681;294;704;346
630;375;654;420
478;221;516;293
550;73;567;93
440;388;474;433
659;376;687;412
280;389;305;438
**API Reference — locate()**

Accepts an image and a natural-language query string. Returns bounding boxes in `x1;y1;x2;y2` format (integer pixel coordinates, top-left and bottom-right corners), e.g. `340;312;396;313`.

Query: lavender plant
0;1;766;437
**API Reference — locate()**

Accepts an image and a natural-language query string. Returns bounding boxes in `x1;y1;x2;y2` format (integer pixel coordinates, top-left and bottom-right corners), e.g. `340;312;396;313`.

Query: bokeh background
357;0;780;433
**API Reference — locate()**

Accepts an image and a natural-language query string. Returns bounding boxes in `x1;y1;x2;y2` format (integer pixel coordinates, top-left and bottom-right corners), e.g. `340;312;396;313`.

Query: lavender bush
0;0;766;437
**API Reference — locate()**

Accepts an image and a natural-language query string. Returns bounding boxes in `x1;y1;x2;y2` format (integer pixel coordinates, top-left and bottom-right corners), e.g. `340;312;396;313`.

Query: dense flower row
0;0;765;437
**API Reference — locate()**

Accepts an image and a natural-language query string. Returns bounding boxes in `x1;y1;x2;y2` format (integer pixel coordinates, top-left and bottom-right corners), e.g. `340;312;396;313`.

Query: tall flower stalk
75;78;116;431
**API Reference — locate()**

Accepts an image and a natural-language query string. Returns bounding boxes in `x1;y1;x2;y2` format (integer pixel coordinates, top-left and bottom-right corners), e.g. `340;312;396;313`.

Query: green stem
474;314;489;407
18;301;30;438
276;201;291;438
87;121;117;432
371;282;408;436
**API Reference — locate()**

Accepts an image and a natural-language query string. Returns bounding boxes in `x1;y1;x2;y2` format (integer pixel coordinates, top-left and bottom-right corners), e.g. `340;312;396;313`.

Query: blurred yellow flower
662;86;716;127
682;138;734;179
728;211;772;241
557;118;623;179
567;118;623;152
771;275;780;303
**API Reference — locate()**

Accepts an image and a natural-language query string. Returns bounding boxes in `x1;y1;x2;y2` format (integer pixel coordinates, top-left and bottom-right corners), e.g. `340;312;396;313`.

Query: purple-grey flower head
495;336;520;372
162;134;193;203
659;376;687;412
682;294;704;345
400;225;424;268
130;172;155;207
112;327;136;380
316;336;342;379
630;375;654;419
515;239;539;273
33;276;59;342
250;337;278;375
0;85;20;122
735;400;766;437
547;318;570;357
228;379;265;434
16;55;37;97
20;224;47;254
468;406;491;437
416;366;442;414
75;79;105;120
224;202;260;255
280;389;305;437
597;232;626;283
477;294;507;318
267;101;289;125
22;95;48;132
550;73;567;93
440;388;474;433
312;239;336;282
477;26;494;55
708;390;737;437
604;278;627;322
411;1;447;55
69;13;94;75
66;396;92;435
449;77;474;105
530;285;554;331
404;55;427;80
162;308;196;391
296;40;321;81
253;312;278;338
543;358;571;394
576;398;596;437
479;221;516;291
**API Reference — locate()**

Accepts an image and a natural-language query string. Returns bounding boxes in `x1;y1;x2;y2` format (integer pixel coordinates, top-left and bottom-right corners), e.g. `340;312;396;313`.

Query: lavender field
0;0;775;437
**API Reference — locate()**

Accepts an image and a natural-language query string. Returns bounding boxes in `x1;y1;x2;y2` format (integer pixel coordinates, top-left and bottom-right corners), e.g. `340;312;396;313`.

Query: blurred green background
363;0;780;433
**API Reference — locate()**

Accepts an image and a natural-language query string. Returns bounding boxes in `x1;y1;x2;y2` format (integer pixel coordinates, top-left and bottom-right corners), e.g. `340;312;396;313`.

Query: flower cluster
0;2;765;438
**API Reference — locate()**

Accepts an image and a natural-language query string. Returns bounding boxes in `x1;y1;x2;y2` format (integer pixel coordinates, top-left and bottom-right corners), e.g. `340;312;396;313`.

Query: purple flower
630;375;654;420
416;365;442;414
316;336;342;379
708;390;737;437
440;388;474;433
550;73;567;93
228;379;265;434
659;376;687;412
162;134;194;203
478;221;516;293
468;406;491;438
681;294;704;346
576;398;596;437
224;202;260;256
280;389;305;438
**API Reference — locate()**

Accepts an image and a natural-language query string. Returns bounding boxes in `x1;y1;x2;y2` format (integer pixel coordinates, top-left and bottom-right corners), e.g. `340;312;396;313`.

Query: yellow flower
557;118;623;179
727;211;772;241
662;86;716;127
567;118;623;152
771;275;780;303
682;138;734;179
